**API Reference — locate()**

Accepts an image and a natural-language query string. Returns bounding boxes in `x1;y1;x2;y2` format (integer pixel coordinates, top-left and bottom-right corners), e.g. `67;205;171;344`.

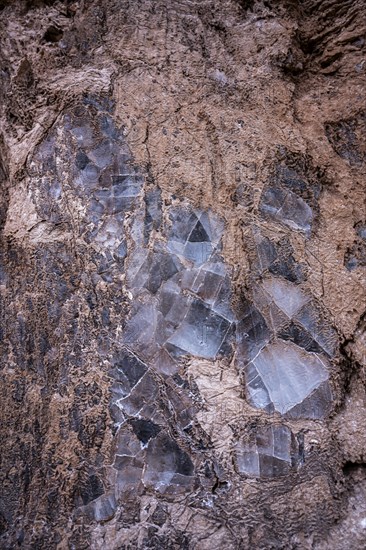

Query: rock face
0;0;366;548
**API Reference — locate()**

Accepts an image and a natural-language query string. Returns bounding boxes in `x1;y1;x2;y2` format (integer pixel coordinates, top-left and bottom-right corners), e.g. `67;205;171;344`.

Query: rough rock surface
0;0;365;548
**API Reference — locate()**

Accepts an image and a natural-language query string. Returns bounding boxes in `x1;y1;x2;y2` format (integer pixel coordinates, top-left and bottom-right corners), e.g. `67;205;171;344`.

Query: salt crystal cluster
28;98;339;514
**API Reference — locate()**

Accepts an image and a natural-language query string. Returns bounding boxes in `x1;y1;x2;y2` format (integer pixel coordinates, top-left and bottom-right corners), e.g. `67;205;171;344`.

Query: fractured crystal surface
123;206;234;362
260;187;313;234
236;425;299;478
143;433;194;492
236;301;271;363
262;276;309;318
26;97;341;509
246;341;330;417
167;298;231;359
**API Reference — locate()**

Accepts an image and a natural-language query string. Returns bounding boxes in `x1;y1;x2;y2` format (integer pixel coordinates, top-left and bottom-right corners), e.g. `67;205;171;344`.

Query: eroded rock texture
0;0;366;548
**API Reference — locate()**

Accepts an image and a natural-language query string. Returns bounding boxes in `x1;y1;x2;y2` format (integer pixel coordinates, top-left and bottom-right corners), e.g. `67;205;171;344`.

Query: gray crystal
122;302;158;349
262;276;309;318
278;322;324;354
88;140;114;169
157;281;189;327
114;426;142;456
212;275;236;321
70;124;94;147
167;208;199;244
118;371;158;416
294;302;338;357
167;208;223;266
357;224;366;240
236;301;271;364
139;252;180;294
144;187;162;240
143;433;194;491
167;298;231;359
236;425;296;478
246;340;330;416
115;458;144;497
151;348;180;376
87;493;117;522
254;233;277;272
80;163;100;186
129;418;161;444
190;262;226;304
110;350;148;391
183;241;214;266
285;380;332;419
260;187;313;234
